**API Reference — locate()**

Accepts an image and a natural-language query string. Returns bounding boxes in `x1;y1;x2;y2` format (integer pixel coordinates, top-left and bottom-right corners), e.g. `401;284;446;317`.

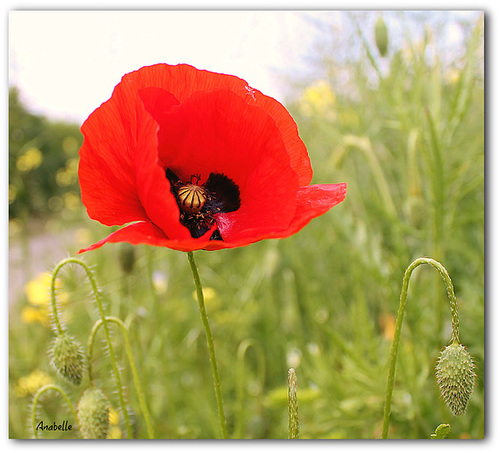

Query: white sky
9;10;326;123
8;9;484;124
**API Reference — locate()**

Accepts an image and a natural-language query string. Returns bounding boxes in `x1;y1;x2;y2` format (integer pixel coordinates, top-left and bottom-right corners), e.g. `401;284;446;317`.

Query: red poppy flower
78;64;346;253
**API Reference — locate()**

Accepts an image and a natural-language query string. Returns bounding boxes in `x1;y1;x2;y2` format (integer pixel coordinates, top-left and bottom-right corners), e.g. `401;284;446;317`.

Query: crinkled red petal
78;220;218;254
79;98;151;226
213;183;347;246
142;87;300;240
121;64;312;184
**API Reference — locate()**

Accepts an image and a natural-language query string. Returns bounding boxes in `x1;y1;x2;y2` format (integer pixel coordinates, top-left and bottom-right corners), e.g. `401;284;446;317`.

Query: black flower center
166;169;241;240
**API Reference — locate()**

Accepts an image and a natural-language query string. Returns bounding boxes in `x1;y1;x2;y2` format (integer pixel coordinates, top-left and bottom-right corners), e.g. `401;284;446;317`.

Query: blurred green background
9;12;484;439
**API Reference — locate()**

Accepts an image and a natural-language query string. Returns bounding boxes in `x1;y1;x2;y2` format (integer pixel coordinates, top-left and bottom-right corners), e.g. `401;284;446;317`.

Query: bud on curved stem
49;258;132;438
49;332;85;386
87;316;154;438
77;387;110;439
382;257;468;439
31;384;77;438
435;342;475;416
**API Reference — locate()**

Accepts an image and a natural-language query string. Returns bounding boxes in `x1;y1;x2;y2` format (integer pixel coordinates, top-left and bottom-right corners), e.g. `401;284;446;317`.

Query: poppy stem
31;384;77;439
87;316;155;438
51;258;133;438
186;251;228;439
382;257;460;439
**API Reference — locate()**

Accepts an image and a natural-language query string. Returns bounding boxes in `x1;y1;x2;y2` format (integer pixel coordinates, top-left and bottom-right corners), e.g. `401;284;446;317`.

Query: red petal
78;220;218;253
79;100;150;226
80;72;191;240
274;183;347;238
251;92;312;186
126;64;311;183
145;88;300;240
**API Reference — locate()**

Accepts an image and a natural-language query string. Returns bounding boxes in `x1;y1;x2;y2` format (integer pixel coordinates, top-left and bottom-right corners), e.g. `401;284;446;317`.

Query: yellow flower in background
21;306;50;326
14;369;53;398
107;407;122;439
25;272;52;306
25;272;68;306
16;147;43;172
22;272;69;326
299;80;336;120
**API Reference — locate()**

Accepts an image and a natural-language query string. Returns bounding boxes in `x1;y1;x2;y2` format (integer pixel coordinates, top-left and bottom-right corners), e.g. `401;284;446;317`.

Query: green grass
9;12;484;439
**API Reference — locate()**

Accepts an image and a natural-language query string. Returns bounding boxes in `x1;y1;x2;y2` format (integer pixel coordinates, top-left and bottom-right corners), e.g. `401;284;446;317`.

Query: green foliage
9;87;83;220
9;12;483;439
431;423;451;439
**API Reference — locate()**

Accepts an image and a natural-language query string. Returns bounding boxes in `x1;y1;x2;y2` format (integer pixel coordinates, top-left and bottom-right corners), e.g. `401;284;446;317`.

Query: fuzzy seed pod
435;342;475;416
77;388;110;439
375;15;389;57
49;333;85;386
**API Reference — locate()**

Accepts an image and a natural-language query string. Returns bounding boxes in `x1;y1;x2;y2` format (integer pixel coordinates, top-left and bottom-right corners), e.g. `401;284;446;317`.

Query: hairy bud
77;388;110;439
49;333;85;386
375;15;389;57
435;342;475;416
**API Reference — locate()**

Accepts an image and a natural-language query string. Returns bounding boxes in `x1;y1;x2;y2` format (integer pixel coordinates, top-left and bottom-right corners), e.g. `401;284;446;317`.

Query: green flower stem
31;384;77;439
186;251;227;439
382;257;460;439
51;258;132;439
50;261;67;335
87;316;154;439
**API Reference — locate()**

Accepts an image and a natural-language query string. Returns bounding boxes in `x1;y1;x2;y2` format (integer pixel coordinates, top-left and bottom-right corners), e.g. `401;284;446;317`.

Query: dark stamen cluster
166;169;240;240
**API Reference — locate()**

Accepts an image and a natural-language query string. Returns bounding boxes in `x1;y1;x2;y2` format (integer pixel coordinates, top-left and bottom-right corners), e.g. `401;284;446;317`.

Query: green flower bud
375;15;389;57
119;243;136;274
435;342;475;416
49;333;85;386
77;388;110;439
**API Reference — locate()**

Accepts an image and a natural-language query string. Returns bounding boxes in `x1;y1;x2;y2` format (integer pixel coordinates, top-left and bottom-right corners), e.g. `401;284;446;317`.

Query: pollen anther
177;184;207;214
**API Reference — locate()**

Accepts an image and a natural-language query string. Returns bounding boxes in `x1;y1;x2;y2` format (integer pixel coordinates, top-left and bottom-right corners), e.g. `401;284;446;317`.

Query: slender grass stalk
343;135;397;219
31;384;77;439
87;316;154;438
287;367;299;439
234;339;266;438
50;258;132;438
382;257;460;439
350;12;383;81
186;251;227;439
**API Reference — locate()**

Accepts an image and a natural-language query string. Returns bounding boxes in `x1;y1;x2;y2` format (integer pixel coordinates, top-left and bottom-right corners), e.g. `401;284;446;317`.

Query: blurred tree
9;87;83;220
